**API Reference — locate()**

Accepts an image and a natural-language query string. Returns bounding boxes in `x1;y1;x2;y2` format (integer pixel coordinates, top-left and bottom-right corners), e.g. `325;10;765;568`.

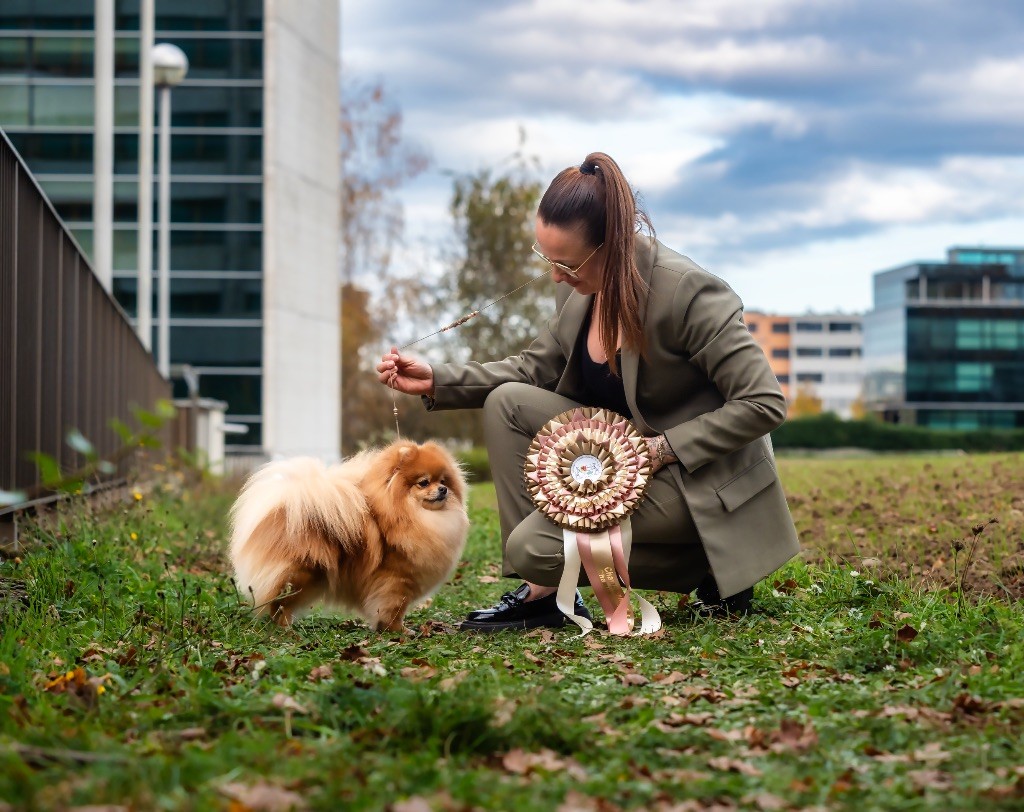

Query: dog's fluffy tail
229;457;366;610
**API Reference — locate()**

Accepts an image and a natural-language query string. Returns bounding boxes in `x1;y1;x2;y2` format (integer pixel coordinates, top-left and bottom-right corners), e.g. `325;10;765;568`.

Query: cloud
342;0;1024;312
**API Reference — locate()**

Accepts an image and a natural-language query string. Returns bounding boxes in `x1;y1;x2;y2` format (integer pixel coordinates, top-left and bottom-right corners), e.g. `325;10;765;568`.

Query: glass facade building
863;247;1024;429
1;0;266;448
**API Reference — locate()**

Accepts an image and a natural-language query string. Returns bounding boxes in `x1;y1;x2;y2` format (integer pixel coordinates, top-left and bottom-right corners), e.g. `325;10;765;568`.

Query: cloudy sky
340;0;1024;314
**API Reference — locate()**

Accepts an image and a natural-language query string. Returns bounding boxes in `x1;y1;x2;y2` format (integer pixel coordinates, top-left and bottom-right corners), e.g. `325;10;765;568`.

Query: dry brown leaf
399;665;438;682
477;575;500;583
952;692;988;715
502;748;587;781
908;769;954;791
621;672;649;686
742;792;790;811
391;798;432;812
659;711;714;728
707;756;763;777
768;718;818;752
438;670;469;691
219;780;306;811
913;741;951;762
652;671;689;685
896;624;919;643
307;664;333;683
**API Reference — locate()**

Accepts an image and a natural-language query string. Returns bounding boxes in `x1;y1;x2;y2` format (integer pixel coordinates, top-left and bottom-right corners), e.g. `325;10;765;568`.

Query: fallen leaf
399;665;438;682
271;694;309;715
742;792;789;811
502;748;588;781
768;718;818;752
219;780;306;811
652;671;688;685
952;692;988;715
707;756;763;777
438;670;468;691
896;624;919;643
477;575;500;583
908;769;954;791
657;712;714;729
307;664;333;683
620;672;649;686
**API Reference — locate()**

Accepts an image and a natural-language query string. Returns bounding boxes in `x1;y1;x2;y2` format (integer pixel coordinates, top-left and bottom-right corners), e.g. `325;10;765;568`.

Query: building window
746;322;758;332
777;374;790;384
795;322;824;332
829;322;860;332
795;347;823;357
771;348;789;359
828;347;862;358
771;322;790;334
796;373;824;383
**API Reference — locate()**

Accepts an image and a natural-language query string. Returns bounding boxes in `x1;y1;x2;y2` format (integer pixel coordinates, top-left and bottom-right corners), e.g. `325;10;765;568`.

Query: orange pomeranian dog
229;441;469;631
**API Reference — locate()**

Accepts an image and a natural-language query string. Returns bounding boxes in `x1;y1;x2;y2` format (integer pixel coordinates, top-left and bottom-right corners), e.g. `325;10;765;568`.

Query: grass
0;454;1022;811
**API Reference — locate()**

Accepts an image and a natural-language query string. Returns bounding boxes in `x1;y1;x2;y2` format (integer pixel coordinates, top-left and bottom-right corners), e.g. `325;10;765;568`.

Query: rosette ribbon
524;407;661;636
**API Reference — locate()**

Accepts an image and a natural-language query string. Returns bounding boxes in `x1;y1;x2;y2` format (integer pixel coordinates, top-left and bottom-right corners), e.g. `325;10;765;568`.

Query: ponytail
537;152;651;375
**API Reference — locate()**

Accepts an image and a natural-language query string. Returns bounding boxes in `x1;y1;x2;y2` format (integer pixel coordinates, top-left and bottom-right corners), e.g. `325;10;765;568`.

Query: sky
340;0;1024;315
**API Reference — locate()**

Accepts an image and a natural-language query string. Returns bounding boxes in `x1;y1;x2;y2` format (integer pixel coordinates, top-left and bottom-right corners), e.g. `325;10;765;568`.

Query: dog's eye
417;478;430;488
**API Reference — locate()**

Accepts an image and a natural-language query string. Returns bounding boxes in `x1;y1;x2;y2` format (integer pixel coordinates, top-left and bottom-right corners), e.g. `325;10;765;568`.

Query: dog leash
386;269;550;438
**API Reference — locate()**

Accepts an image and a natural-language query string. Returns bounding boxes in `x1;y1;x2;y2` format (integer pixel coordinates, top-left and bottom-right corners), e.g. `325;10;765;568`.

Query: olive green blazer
428;236;800;598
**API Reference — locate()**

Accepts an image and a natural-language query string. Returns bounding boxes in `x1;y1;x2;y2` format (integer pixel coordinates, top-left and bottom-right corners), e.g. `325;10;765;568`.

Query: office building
863;247;1024;428
0;0;340;459
744;311;792;399
747;311;865;418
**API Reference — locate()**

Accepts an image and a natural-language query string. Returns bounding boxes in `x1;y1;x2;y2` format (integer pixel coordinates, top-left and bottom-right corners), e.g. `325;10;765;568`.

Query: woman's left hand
644;434;678;474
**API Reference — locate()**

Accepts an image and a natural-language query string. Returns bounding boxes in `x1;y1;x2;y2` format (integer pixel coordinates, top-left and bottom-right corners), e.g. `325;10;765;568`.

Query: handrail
0;127;171;501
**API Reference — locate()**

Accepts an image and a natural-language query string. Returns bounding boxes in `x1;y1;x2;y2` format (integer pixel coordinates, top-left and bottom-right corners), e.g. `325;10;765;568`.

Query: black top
577;302;632;419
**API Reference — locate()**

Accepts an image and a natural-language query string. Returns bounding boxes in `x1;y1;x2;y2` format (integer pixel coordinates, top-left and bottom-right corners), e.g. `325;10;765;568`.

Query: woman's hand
376;347;435;397
644;434;678;474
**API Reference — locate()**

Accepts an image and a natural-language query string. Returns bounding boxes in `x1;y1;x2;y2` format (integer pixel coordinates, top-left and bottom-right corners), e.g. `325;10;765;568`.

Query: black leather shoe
460;583;592;631
692;574;754;618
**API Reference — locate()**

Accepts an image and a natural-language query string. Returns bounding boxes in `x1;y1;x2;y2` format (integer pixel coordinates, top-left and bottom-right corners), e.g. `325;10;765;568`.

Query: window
776;374;790;384
828;347;862;358
74;227;262;272
771;348;789;359
198;373;262;416
829;322;860;332
771;322;790;334
795;347;823;357
155;325;263;367
795;322;824;332
796;373;823;383
746;322;758;332
114;277;262;319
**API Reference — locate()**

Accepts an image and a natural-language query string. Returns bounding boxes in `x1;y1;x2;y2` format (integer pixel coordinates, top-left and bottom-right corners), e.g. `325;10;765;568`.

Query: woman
377;152;800;632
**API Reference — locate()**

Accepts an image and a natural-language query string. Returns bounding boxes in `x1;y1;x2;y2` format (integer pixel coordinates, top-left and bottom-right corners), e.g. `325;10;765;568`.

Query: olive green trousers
482;382;710;593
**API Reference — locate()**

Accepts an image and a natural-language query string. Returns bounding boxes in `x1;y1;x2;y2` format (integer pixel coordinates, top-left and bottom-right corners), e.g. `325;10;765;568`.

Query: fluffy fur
229;441;469;631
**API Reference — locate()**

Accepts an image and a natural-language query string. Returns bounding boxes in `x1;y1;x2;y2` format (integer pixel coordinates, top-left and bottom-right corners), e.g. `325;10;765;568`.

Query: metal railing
1;128;170;507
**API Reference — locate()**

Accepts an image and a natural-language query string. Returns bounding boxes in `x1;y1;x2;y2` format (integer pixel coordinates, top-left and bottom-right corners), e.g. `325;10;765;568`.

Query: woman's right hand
376;346;435;397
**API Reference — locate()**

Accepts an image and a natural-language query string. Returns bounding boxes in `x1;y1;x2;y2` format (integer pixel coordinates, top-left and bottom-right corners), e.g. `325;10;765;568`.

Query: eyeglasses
531;242;603;280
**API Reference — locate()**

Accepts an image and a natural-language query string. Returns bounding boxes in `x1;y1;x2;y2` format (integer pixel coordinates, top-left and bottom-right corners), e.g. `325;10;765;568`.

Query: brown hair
537;152;652;375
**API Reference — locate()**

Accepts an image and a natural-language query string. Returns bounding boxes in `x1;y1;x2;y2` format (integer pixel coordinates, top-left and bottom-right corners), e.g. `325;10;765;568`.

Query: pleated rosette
524;407;660;635
524;407;651;531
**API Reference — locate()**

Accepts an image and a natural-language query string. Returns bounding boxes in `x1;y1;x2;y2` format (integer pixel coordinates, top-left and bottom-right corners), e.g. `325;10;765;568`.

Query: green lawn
1;455;1023;811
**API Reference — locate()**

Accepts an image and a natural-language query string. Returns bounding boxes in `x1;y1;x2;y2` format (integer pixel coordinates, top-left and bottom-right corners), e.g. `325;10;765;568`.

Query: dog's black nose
437;485;448;499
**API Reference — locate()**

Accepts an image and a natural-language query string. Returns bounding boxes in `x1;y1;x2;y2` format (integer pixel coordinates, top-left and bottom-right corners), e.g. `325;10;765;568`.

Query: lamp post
135;0;154;349
152;43;188;378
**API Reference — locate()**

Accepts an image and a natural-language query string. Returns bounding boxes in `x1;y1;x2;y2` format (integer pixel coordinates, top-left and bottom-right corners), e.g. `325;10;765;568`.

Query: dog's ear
397;443;418;462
